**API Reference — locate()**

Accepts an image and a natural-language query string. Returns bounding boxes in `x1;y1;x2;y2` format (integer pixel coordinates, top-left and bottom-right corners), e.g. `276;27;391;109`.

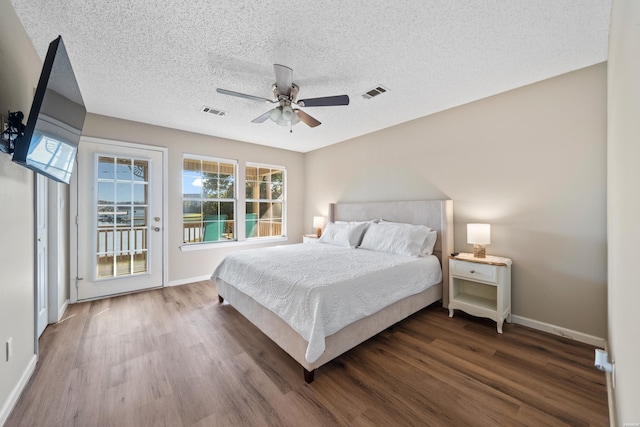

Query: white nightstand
448;253;512;333
303;234;320;243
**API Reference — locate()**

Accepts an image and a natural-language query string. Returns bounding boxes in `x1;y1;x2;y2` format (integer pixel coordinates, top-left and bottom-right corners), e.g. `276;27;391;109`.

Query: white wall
305;64;608;339
0;0;41;422
608;0;640;423
82;114;305;285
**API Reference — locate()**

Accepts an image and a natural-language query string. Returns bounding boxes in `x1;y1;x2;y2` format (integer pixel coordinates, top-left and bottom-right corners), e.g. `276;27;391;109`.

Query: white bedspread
211;243;442;363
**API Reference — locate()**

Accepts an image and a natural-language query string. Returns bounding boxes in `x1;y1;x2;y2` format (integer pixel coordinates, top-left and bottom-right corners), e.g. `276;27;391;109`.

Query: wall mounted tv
11;35;86;184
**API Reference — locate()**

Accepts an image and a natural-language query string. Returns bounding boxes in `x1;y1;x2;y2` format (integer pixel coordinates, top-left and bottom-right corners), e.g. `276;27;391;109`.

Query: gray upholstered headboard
329;200;454;306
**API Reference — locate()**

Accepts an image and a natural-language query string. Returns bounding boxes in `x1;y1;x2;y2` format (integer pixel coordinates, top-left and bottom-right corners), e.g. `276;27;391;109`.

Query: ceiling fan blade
297;94;350;107
294;109;321;128
251;109;275;123
216;88;273;103
273;64;293;96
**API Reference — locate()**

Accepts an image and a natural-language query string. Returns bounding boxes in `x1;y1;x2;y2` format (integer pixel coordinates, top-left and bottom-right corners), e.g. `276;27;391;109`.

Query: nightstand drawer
451;260;498;284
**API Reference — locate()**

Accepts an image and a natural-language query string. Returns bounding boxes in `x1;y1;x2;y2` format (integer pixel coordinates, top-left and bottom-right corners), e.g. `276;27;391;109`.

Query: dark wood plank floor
6;280;608;426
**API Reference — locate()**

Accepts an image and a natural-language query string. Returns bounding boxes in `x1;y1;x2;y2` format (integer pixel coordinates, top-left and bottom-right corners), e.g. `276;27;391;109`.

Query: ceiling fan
216;64;349;131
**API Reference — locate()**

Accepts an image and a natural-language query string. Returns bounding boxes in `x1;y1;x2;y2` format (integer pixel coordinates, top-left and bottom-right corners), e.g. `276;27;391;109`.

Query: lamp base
473;244;486;258
316;227;322;238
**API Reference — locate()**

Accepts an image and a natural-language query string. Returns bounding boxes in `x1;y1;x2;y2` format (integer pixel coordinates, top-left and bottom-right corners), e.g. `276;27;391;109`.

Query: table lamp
467;223;490;258
313;216;325;237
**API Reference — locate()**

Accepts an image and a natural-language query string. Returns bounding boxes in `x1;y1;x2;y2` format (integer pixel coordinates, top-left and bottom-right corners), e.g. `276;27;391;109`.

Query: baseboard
167;275;213;287
0;354;37;426
57;299;69;322
510;314;605;347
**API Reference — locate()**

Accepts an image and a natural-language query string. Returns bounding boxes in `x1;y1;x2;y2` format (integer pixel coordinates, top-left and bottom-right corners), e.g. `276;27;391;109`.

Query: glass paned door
74;140;164;301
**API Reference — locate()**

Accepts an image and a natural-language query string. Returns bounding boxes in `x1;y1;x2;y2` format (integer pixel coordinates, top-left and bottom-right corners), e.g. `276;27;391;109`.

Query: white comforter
211;243;442;363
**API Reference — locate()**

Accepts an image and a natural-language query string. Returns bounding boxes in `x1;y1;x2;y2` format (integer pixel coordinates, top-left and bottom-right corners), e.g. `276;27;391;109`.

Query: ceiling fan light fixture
276;112;300;127
269;107;282;122
281;105;294;121
217;63;348;130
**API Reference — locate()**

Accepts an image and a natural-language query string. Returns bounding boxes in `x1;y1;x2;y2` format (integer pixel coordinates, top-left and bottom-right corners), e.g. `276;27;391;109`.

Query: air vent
201;106;228;117
361;85;389;100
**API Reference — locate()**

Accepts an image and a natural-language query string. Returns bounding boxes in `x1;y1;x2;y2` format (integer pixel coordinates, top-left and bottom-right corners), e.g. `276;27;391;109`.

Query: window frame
245;162;287;240
180;157;288;252
181;154;238;246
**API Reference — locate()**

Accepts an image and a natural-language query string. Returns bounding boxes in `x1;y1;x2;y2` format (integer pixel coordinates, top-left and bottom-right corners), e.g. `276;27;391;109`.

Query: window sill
179;236;289;252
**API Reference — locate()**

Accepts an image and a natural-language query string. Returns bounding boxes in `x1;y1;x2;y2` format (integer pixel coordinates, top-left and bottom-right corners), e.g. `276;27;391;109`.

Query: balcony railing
183;220;282;243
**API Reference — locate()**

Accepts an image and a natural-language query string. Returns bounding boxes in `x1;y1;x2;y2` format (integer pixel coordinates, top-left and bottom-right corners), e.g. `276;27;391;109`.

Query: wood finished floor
7;280;608;426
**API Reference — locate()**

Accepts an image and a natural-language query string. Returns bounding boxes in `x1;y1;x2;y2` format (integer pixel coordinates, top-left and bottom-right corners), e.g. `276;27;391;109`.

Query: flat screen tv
12;35;86;184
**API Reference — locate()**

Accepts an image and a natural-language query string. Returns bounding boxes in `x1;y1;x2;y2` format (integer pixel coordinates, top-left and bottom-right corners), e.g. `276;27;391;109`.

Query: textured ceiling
12;1;610;153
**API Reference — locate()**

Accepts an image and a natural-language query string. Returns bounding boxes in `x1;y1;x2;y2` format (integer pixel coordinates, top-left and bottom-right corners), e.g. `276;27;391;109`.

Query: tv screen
12;35;86;184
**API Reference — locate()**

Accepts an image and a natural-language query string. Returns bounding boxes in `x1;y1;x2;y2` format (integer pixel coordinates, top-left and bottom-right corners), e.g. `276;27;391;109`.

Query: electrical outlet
6;337;12;362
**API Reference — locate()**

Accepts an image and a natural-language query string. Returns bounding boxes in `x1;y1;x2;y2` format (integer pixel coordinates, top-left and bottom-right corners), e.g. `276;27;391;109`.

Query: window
96;156;149;277
245;164;285;239
182;155;236;244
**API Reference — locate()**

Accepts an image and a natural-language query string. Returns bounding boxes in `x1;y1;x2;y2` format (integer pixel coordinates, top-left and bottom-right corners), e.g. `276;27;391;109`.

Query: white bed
212;200;454;382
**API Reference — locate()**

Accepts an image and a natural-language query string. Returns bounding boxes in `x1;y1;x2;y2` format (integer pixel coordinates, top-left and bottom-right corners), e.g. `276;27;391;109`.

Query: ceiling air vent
201;106;228;117
361;85;389;100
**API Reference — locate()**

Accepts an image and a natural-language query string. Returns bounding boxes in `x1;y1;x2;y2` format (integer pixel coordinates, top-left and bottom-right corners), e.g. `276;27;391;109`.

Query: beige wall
82;114;305;284
0;0;41;420
608;0;640;423
305;63;608;339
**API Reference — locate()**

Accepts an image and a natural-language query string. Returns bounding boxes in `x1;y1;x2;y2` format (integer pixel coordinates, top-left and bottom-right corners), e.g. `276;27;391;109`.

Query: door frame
70;136;168;303
35;174;48;338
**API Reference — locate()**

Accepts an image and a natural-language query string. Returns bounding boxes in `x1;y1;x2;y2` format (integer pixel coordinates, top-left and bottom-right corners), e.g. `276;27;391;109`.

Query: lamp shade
467;223;491;245
313;216;325;228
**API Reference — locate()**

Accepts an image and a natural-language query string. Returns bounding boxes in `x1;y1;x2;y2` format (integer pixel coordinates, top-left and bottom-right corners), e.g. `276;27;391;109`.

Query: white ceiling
12;1;610;153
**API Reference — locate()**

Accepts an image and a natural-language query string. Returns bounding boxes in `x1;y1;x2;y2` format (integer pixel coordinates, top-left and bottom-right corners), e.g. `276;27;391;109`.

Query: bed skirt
215;279;442;374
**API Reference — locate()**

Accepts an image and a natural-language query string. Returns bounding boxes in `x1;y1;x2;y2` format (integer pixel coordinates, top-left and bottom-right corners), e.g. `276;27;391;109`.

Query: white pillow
335;220;376;246
421;230;438;256
318;221;369;248
359;221;431;257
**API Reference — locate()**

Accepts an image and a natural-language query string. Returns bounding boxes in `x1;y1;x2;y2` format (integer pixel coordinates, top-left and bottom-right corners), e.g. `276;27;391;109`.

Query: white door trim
70;136;168;303
35;174;48;340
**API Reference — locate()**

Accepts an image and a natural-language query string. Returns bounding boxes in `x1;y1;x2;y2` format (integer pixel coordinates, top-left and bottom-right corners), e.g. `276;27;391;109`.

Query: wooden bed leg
304;368;315;383
218;295;224;303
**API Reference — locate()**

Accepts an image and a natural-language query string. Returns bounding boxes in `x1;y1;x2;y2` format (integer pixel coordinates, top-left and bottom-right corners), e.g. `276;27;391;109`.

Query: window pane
272;202;282;219
246;181;257;199
97;254;113;279
246;166;257;181
98;156;114;180
271;171;283;199
202;160;219;174
183;158;201;173
133;184;147;205
116;158;132;181
182;201;202;244
115;253;131;276
246;201;257;215
259;202;271;218
133;160;148;182
259;182;268;199
219;174;234;199
97;182;114;205
98;206;115;228
133;207;147;226
203;201;219;216
116;206;132;227
116;183;131;204
220;202;234;220
202;176;219;198
183;175;202;198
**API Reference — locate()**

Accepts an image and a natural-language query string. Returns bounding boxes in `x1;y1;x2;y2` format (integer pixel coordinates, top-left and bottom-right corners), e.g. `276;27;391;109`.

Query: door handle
153;227;161;232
